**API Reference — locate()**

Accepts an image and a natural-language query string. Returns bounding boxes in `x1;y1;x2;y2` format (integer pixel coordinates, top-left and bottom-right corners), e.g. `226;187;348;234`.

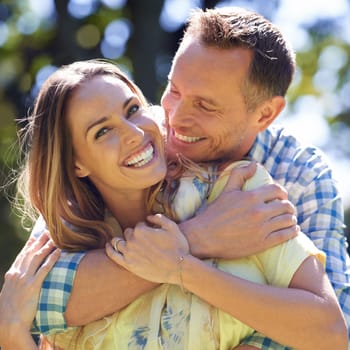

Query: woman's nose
122;123;145;145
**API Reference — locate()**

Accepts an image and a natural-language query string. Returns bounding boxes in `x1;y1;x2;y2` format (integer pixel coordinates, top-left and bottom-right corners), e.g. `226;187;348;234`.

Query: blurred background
0;0;350;286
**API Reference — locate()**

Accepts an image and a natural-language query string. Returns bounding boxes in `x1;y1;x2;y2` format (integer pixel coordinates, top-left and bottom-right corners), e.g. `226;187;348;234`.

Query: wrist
177;254;189;292
179;219;206;259
176;254;205;292
0;325;35;350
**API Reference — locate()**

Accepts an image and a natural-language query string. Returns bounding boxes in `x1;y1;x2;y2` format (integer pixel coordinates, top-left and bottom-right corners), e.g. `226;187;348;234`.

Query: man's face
161;38;262;163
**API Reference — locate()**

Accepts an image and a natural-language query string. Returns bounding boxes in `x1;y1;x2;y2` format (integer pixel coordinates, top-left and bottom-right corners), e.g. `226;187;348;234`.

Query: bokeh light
16;12;40;35
100;19;131;59
68;0;97;19
0;21;9;46
76;24;101;49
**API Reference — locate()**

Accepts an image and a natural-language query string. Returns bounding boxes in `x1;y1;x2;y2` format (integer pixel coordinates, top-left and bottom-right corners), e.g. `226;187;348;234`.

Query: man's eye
167;83;179;96
170;87;179;95
199;102;215;112
95;127;109;139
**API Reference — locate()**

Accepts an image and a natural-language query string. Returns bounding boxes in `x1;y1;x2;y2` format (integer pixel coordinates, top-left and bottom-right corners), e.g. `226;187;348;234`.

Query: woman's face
67;74;167;196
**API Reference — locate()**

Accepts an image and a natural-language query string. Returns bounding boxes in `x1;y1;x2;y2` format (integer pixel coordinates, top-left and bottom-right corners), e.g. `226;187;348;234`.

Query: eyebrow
168;77;218;107
85;96;135;137
197;96;218;107
85;116;109;138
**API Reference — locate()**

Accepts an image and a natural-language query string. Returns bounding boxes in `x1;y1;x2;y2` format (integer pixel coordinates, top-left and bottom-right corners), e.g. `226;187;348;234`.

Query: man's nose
166;99;193;129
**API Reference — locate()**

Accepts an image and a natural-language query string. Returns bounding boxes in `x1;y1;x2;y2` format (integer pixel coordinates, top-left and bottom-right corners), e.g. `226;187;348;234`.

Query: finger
257;183;289;203
26;230;50;248
25;234;38;248
12;233;50;270
34;248;61;283
26;239;57;275
23;232;52;259
268;212;298;230
241;184;289;206
30;231;51;249
146;213;176;230
264;199;296;217
105;242;125;267
223;162;257;192
264;225;300;248
123;228;134;240
110;237;126;254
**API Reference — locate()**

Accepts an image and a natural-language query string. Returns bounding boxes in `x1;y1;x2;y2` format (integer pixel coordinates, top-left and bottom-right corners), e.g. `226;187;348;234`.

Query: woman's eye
95;127;109;140
127;104;140;117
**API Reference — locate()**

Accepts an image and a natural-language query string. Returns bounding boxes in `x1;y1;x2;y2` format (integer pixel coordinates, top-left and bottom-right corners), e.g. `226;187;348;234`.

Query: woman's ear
257;96;286;131
75;160;90;178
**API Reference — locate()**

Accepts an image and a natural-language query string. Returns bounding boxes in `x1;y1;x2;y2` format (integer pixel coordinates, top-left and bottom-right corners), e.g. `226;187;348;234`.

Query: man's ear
75;160;90;178
257;96;285;131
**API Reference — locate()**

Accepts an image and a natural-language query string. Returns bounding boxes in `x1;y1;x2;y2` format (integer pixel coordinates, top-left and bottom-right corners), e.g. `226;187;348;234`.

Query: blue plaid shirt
32;125;350;348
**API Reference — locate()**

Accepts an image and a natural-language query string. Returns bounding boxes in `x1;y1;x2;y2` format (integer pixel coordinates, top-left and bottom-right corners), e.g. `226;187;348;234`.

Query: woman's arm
179;253;346;350
0;233;60;350
106;214;348;350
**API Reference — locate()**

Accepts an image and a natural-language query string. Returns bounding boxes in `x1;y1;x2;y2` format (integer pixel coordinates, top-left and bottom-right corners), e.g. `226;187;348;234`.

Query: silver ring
112;237;124;253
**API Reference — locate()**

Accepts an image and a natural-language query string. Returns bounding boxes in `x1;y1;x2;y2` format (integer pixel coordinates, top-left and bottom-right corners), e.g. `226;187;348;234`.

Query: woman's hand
0;232;60;349
105;214;190;284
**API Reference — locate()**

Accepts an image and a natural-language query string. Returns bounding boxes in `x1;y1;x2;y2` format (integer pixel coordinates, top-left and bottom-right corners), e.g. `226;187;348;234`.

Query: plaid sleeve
31;251;85;335
308;223;350;341
248;129;350;347
248;181;350;348
240;332;292;349
296;168;350;342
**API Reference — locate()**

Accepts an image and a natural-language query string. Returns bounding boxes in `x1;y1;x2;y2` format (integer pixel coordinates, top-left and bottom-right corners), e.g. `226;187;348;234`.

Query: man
31;7;350;348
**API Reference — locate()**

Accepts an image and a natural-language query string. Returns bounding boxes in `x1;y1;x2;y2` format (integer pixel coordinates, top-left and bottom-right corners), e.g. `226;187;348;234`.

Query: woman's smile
125;142;155;168
68;74;167;193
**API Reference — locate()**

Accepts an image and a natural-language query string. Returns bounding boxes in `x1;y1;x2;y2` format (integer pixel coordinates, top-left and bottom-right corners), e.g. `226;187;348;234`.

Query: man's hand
180;162;299;259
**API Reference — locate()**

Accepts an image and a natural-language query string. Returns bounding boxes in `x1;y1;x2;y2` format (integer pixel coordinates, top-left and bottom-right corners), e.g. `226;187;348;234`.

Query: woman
16;59;347;349
0;233;60;350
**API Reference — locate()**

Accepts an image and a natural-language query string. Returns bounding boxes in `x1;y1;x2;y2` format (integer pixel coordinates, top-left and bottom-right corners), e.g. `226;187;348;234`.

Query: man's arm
179;163;299;259
32;246;157;332
28;211;158;332
65;249;157;326
243;171;350;348
236;153;350;348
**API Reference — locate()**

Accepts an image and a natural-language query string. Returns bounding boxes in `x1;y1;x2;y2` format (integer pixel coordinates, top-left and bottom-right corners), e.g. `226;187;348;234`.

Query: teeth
175;132;202;143
127;144;154;167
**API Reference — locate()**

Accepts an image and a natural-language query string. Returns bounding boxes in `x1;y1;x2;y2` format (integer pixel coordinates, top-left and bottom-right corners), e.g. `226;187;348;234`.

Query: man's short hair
183;7;296;110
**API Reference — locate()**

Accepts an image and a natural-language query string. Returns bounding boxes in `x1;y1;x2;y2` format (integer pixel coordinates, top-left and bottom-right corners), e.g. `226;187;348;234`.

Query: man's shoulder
258;126;329;165
259;125;302;151
254;126;334;185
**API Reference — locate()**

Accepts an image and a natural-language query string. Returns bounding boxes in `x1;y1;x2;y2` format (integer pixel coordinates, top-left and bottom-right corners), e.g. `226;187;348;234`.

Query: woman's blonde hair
16;60;152;251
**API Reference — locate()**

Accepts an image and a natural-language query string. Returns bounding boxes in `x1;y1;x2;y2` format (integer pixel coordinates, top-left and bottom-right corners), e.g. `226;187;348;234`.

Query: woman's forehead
73;75;132;101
